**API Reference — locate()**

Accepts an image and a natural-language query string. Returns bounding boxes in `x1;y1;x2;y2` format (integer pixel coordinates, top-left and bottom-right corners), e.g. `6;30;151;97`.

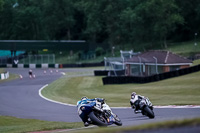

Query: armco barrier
103;64;200;85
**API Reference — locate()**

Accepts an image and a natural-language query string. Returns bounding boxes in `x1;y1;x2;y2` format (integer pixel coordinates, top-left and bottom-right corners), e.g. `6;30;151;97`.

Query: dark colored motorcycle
136;98;155;119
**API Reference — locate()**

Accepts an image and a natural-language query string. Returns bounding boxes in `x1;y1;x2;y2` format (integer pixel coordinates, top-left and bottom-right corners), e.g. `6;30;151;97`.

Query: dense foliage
0;0;199;49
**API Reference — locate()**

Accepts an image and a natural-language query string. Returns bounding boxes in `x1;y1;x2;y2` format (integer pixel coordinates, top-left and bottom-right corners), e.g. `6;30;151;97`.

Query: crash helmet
131;92;136;99
96;98;105;104
81;96;88;101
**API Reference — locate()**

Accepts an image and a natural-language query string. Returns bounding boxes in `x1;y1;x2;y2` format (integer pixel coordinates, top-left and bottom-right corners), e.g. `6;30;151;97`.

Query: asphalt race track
0;68;200;127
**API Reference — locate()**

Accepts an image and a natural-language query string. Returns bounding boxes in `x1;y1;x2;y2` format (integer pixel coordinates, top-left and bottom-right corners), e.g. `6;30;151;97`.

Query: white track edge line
39;84;200;109
39;84;76;107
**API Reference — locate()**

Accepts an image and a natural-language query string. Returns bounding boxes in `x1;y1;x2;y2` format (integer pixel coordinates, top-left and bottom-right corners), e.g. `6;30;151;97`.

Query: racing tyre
89;112;108;126
114;115;122;126
144;106;155;119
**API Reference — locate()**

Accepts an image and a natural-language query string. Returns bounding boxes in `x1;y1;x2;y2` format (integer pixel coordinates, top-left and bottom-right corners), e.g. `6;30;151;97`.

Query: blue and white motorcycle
77;98;122;127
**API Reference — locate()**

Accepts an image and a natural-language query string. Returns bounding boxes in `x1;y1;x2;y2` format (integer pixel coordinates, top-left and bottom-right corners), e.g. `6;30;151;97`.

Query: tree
0;0;45;40
0;0;16;39
12;0;44;39
0;0;4;11
74;0;107;43
123;0;184;48
102;0;127;46
151;0;184;48
0;0;199;50
43;0;75;40
174;0;200;41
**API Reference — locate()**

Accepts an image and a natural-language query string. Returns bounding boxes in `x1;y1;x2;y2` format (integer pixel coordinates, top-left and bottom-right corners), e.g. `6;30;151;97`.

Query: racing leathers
130;95;145;113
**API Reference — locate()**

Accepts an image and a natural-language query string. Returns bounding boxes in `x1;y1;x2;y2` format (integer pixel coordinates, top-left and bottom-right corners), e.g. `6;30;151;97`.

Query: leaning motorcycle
77;99;122;126
135;98;155;119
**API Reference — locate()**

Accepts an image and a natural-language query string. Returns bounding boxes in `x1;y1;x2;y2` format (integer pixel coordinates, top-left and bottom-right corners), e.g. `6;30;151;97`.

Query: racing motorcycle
77;99;122;126
134;98;155;119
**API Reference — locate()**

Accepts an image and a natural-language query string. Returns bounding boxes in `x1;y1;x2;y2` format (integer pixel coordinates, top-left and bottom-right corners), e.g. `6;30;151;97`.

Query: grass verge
192;59;200;66
0;115;82;133
42;69;200;107
69;118;200;133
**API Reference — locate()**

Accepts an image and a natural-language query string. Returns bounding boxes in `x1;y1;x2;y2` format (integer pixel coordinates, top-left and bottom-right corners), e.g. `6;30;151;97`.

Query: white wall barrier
55;64;59;68
29;64;36;69
6;64;12;68
18;64;24;68
0;71;9;80
41;64;48;68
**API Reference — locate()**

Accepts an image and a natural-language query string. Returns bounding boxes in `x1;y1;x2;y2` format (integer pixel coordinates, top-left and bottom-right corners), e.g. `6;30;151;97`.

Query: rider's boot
84;121;89;127
134;109;141;114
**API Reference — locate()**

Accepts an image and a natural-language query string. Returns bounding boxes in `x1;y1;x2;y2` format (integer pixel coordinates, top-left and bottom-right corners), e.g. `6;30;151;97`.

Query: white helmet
131;92;136;99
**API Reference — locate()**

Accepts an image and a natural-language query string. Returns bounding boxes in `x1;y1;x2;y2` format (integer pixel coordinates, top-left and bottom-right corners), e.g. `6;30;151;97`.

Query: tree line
0;0;199;49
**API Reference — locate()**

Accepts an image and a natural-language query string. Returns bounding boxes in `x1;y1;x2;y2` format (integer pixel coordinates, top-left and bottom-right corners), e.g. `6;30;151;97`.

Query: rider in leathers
77;97;105;127
130;92;146;113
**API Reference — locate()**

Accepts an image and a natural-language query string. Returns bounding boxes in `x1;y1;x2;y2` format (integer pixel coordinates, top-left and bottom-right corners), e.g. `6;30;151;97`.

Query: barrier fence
102;64;200;85
0;54;55;65
0;62;104;68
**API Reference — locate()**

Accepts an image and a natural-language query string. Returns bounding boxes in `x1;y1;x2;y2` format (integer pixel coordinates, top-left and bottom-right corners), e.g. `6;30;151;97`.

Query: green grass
0;115;82;133
1;41;200;133
0;68;5;73
167;40;200;56
1;116;199;133
69;118;200;133
193;59;200;66
42;69;200;107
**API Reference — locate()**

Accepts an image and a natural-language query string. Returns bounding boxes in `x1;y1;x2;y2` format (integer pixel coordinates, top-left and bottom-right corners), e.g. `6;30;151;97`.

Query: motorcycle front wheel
143;106;155;119
88;112;108;126
114;115;122;126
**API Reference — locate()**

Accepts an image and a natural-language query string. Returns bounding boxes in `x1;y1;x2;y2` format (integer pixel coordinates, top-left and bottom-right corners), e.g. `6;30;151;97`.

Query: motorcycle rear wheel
89;112;108;126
